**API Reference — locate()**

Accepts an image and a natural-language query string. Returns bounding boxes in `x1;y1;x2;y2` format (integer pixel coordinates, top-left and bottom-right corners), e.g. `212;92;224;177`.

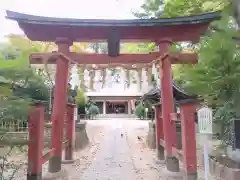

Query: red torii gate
6;10;219;180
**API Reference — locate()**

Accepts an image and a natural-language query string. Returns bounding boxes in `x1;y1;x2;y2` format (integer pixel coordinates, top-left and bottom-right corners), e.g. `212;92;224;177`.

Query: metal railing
0;120;28;132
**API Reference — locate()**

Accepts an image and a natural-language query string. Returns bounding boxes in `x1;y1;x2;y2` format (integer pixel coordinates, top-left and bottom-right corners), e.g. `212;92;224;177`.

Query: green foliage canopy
133;0;240;146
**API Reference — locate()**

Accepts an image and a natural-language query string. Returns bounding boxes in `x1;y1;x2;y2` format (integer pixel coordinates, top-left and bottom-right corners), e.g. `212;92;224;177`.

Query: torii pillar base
166;156;180;172
155;106;165;161
185;172;198;180
43;169;68;180
156;145;165;160
27;173;42;180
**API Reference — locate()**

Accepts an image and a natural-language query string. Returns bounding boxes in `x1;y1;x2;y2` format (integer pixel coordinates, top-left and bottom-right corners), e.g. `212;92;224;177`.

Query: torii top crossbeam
6;10;220;42
6;11;220;66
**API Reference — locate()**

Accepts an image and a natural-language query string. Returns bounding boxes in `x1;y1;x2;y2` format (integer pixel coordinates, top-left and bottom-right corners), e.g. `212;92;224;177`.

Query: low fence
0;119;29;146
27;103;75;179
0;113;55;146
0;120;28;132
0;104;76;180
154;100;199;179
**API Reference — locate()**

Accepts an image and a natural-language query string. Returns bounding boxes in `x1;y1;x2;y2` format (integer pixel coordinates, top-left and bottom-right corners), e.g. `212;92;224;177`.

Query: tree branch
209;25;240;41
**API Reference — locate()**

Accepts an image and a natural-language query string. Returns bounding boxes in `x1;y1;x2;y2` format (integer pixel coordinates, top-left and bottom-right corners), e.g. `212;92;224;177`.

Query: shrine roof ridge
141;80;197;104
6;10;221;27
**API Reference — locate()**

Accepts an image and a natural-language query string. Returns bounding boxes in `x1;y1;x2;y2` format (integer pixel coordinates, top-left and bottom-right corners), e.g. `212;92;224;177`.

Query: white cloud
0;0;143;41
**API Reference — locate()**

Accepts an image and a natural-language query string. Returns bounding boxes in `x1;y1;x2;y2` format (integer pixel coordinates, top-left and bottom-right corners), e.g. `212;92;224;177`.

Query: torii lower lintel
29;52;197;65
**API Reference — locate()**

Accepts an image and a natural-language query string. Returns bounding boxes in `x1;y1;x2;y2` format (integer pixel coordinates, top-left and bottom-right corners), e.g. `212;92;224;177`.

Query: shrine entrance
6;10;219;180
106;101;128;114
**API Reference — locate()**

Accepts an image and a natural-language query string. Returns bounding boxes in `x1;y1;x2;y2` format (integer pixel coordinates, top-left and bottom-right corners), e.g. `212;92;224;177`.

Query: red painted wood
21;23;209;42
158;39;177;156
180;103;197;173
50;43;70;162
28;105;44;174
41;148;55;164
56;38;73;53
65;104;76;160
29;52;197;65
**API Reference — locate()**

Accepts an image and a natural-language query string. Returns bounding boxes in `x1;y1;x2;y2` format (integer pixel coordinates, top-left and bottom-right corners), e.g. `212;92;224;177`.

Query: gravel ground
2;119;221;180
4;121;106;180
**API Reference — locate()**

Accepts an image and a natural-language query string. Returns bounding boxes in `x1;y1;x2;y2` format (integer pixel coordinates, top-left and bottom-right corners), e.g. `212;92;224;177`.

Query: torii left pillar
48;38;72;173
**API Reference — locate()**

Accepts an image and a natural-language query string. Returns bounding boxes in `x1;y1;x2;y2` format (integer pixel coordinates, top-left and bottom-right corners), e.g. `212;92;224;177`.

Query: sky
0;0;144;41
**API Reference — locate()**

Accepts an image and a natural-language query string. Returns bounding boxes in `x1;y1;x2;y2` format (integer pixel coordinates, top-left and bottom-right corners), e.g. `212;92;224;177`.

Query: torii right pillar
156;39;179;172
156;39;198;179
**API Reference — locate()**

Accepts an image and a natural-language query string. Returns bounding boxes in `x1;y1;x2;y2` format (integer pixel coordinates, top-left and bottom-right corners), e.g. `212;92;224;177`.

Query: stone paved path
80;124;136;180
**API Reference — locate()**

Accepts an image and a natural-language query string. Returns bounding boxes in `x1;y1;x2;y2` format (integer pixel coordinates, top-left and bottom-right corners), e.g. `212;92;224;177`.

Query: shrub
88;105;100;117
135;103;145;119
76;89;87;115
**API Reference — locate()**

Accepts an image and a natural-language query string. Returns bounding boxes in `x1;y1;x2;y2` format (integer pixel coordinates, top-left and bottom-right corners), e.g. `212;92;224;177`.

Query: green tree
134;0;228;18
76;88;87;114
0;57;49;180
133;0;240;147
174;12;239;105
0;35;51;128
135;103;145;119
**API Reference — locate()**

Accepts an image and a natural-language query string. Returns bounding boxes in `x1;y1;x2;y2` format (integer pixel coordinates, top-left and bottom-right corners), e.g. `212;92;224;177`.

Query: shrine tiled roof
141;81;197;105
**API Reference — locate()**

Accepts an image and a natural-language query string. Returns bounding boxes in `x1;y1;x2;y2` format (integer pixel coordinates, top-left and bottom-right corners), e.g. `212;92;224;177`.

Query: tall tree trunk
125;69;130;88
78;65;86;91
147;67;153;85
89;70;95;90
42;56;54;86
137;68;142;90
101;68;107;89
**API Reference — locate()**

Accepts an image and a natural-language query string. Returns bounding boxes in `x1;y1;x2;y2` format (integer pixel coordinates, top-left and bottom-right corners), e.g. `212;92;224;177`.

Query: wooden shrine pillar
155;105;164;160
179;100;198;180
27;105;44;180
48;38;72;173
156;39;179;172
